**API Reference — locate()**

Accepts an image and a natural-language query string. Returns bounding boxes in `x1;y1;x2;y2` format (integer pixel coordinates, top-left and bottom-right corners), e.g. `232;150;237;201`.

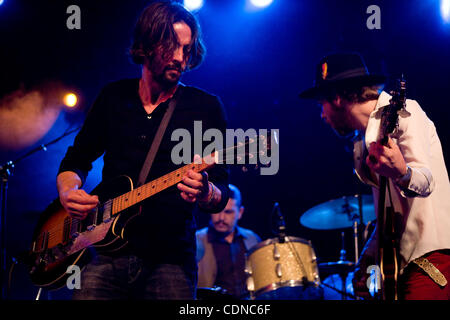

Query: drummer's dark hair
228;184;242;208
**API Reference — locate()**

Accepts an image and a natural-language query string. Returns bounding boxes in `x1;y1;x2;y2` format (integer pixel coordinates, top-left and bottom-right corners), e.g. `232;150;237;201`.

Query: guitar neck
380;135;389;146
111;160;215;215
108;133;266;215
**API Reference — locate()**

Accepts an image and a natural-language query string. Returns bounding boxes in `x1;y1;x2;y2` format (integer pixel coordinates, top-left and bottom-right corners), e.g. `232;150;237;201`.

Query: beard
162;68;182;85
332;125;355;138
325;104;355;138
149;57;184;89
210;220;233;235
213;221;229;231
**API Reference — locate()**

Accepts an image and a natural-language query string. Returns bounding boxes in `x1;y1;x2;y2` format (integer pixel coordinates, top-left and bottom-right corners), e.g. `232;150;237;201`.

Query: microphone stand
338;232;351;300
272;202;286;243
0;125;80;299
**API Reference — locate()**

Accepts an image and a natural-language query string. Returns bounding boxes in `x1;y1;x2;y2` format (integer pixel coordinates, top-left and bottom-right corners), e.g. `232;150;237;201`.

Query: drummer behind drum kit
242;194;376;300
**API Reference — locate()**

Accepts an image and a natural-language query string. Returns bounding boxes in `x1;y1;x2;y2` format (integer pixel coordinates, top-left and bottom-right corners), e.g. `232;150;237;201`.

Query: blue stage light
184;0;204;12
249;0;273;9
0;0;4;6
442;0;450;23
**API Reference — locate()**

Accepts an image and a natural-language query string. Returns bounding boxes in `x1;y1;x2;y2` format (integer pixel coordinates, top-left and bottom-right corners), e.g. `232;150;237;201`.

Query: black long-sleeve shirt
59;78;229;274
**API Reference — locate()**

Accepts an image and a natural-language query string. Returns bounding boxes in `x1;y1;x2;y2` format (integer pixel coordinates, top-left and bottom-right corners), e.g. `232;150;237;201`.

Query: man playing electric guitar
56;1;229;299
299;52;450;300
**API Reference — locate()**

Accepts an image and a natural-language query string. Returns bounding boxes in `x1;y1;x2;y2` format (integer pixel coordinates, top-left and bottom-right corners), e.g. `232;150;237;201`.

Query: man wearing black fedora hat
299;52;450;300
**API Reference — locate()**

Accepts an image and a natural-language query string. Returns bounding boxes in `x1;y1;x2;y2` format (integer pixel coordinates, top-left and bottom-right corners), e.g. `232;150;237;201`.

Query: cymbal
300;195;375;230
319;260;354;274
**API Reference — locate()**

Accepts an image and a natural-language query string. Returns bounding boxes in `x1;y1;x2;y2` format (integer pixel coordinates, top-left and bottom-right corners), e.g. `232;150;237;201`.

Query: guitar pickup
100;200;112;223
83;208;99;231
70;218;81;239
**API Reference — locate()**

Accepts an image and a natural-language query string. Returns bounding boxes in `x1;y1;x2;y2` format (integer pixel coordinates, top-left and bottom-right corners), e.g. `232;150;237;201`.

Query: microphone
272;202;286;243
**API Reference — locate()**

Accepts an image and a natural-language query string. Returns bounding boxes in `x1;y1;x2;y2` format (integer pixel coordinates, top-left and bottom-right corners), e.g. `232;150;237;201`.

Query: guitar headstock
381;75;407;142
239;133;271;172
213;130;278;174
389;75;407;111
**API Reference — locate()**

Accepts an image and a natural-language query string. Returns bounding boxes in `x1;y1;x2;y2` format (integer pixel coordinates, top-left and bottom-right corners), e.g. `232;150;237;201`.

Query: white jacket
354;91;450;272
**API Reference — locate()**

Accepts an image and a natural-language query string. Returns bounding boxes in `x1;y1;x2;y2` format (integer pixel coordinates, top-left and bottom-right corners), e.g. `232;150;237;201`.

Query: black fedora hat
299;52;386;99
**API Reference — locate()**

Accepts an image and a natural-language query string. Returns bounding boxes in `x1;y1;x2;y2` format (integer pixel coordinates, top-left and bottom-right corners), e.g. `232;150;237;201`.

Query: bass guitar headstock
380;75;408;144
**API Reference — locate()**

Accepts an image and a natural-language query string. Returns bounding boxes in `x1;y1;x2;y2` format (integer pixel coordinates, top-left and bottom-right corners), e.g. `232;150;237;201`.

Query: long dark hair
129;1;206;70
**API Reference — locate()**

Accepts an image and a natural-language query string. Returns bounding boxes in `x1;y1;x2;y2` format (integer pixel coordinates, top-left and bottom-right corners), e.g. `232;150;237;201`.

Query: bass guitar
375;76;407;300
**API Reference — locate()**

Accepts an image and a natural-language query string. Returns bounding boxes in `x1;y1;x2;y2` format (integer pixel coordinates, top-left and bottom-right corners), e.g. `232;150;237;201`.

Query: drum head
246;236;321;300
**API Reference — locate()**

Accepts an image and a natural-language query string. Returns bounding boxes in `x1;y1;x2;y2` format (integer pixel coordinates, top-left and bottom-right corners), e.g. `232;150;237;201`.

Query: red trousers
400;250;450;300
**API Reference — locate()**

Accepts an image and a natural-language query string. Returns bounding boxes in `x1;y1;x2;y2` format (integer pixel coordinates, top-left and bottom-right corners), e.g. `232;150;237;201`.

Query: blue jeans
71;253;196;300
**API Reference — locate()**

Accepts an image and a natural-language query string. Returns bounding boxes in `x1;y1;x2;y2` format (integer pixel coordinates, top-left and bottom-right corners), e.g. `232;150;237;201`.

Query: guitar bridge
84;208;99;231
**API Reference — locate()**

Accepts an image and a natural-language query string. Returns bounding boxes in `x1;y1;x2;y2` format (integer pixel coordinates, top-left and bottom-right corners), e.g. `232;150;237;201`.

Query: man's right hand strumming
57;171;99;220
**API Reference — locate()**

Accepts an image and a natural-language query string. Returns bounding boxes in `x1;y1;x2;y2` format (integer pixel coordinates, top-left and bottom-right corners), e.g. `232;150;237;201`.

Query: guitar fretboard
111;161;213;215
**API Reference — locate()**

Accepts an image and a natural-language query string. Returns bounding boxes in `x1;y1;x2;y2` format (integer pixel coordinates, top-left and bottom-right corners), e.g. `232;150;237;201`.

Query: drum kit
198;194;376;300
300;194;376;300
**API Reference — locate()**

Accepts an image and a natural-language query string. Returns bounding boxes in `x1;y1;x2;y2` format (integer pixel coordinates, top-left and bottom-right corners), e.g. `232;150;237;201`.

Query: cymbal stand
320;282;357;300
342;195;361;265
355;193;365;263
338;232;348;300
353;220;359;264
354;194;365;300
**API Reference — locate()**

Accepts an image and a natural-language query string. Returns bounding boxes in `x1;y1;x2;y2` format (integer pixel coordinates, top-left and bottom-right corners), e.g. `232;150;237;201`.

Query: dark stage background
0;0;449;299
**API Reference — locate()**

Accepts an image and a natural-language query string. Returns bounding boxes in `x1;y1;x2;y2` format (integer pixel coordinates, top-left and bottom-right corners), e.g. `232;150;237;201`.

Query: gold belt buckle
412;257;448;287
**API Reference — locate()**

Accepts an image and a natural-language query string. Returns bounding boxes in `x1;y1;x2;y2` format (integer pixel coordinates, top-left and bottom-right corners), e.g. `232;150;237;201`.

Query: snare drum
245;236;322;300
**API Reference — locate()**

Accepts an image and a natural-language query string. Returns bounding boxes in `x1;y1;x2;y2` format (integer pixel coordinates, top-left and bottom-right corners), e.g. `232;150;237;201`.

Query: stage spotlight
184;0;204;12
0;0;4;6
63;93;78;108
249;0;273;9
442;0;450;23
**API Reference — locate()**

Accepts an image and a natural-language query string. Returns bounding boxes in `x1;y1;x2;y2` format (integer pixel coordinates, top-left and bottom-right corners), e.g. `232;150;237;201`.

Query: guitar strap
136;85;183;187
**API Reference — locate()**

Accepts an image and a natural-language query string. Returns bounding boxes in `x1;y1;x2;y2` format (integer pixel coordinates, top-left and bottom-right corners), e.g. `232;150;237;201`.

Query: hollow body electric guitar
28;134;272;289
375;76;407;300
